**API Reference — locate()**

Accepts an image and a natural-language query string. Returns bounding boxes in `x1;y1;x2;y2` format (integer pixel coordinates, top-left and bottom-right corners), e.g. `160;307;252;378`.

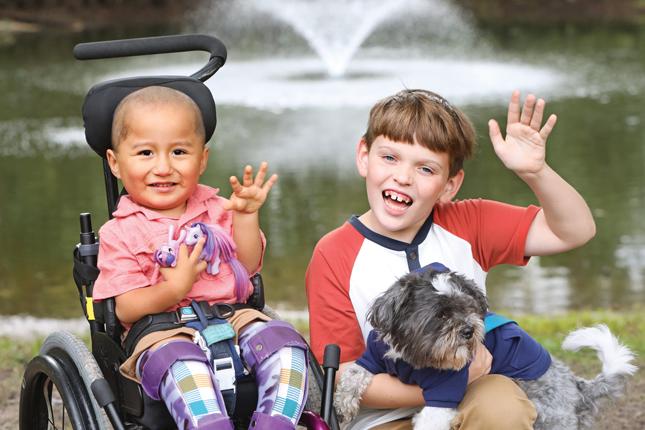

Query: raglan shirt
305;198;540;363
356;316;552;408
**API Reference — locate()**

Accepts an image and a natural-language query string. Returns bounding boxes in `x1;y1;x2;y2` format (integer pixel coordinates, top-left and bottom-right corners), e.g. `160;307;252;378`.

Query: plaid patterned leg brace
239;322;308;428
139;341;233;429
160;360;222;428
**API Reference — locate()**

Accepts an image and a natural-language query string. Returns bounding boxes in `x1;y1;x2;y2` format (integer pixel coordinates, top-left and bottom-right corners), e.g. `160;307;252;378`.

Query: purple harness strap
241;320;307;370
140;341;209;400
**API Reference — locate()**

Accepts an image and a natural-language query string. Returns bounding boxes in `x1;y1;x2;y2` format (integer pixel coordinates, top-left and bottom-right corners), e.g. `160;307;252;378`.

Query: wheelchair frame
18;34;340;430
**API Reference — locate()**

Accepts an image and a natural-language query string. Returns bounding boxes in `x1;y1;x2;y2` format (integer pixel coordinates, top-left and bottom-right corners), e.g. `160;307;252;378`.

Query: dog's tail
562;324;636;417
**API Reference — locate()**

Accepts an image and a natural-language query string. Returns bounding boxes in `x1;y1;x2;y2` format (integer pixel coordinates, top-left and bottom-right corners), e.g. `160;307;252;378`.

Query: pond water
0;0;644;318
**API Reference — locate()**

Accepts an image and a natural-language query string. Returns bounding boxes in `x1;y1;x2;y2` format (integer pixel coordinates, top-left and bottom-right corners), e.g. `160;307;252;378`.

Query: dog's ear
368;275;414;334
450;272;489;315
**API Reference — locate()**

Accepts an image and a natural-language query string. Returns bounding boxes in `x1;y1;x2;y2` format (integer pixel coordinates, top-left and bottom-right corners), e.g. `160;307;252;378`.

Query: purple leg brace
138;340;233;430
239;321;309;430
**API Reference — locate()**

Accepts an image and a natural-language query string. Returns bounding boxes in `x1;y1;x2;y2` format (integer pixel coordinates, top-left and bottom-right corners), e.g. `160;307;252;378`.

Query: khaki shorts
120;308;271;383
369;375;537;430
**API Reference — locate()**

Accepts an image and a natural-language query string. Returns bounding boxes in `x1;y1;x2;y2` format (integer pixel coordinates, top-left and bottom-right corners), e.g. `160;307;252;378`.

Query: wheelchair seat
19;34;340;430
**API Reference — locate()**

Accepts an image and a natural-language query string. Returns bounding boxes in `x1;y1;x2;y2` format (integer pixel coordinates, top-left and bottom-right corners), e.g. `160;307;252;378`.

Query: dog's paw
333;364;374;422
412;406;458;430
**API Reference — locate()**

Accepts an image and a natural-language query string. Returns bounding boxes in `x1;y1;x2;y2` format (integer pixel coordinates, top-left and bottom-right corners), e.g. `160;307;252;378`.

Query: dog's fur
335;269;637;430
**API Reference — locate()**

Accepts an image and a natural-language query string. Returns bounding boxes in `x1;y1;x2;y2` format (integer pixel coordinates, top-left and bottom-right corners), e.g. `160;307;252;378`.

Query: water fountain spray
250;0;407;78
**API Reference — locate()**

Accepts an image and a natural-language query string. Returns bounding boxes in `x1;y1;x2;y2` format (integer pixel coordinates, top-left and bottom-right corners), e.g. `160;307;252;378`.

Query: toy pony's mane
193;222;250;303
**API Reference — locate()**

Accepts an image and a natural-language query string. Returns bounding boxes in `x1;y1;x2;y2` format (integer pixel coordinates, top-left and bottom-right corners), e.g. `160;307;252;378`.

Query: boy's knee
455;375;536;430
139;340;209;400
239;320;308;369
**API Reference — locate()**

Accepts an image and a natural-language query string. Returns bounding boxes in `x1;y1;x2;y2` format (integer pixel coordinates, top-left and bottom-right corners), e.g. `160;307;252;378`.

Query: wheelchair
18;34;341;430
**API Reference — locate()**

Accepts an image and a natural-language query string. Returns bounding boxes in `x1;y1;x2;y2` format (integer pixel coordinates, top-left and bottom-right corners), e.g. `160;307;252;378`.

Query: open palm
488;91;557;176
225;162;278;214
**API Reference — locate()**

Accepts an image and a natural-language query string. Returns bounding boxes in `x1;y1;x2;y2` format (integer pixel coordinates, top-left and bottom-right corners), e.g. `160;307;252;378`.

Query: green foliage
0;336;41;367
504;308;644;376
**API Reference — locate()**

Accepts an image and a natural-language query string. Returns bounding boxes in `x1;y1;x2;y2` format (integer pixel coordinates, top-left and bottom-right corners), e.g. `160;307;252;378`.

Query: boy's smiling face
357;135;463;242
106;101;209;218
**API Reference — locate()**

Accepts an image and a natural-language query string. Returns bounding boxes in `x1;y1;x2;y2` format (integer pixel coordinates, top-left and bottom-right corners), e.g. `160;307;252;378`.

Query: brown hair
364;89;476;177
111;86;206;149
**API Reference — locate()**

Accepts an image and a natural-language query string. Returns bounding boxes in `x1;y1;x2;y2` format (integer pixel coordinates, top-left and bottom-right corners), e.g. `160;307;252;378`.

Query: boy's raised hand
224;161;278;214
488;90;557;176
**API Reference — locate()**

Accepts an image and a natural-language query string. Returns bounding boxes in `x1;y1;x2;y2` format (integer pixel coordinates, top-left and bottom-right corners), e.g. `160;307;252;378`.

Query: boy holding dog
305;89;596;429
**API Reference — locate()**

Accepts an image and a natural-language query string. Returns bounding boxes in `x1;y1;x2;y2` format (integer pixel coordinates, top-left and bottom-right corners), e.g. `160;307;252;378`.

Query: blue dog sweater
356;313;551;408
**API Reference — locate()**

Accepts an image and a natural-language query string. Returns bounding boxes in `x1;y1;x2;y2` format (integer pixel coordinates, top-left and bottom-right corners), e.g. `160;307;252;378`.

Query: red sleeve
434;199;540;272
305;225;365;363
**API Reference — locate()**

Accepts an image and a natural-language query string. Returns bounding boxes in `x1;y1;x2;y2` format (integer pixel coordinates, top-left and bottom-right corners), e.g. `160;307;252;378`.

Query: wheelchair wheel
20;331;109;430
20;354;97;429
39;331;111;428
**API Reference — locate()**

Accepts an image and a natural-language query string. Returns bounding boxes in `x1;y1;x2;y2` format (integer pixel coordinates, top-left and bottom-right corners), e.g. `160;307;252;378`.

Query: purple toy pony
184;222;251;302
153;225;186;268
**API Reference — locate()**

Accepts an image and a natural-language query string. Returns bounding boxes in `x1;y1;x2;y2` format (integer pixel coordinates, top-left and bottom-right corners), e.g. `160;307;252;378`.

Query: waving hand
224;162;278;214
488;91;557;176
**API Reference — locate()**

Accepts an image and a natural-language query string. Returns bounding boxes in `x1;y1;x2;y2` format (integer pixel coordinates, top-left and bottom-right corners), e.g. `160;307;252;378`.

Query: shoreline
0;308;310;340
0;1;200;33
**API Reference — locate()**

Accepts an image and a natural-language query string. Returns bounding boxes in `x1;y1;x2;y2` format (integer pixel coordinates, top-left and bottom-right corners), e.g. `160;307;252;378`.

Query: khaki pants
372;375;537;430
120;308;270;383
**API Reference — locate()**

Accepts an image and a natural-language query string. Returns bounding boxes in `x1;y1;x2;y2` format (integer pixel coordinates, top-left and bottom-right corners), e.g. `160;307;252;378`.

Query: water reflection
0;8;644;318
616;235;645;292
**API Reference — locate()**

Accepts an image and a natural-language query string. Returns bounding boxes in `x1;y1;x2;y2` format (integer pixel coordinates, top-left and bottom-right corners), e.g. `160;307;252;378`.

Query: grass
509;308;644;375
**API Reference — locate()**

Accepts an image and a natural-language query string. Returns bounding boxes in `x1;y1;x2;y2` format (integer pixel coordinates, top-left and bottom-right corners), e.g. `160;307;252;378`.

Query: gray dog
335;268;637;430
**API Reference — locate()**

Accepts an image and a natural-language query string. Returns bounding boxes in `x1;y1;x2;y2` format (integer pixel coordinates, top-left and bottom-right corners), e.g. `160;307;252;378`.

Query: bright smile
383;189;413;209
149;182;177;191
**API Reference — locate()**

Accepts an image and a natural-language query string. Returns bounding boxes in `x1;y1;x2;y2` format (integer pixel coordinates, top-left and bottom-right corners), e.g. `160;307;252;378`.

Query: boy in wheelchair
92;85;308;430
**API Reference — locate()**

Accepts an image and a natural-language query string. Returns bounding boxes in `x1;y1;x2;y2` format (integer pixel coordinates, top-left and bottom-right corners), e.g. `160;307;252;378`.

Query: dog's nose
460;327;474;340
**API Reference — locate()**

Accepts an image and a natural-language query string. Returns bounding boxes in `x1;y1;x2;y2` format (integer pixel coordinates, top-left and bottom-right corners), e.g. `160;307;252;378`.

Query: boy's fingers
243;165;254;186
196;260;208;273
507;90;521;124
262;173;278;192
530;98;545;130
225;199;246;212
230;176;243;193
177;243;189;260
189;237;206;261
488;119;504;148
254;161;268;186
520;94;536;125
539;114;557;141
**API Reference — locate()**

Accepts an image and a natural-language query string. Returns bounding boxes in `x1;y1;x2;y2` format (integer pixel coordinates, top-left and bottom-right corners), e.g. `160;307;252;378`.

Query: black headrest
82;76;216;158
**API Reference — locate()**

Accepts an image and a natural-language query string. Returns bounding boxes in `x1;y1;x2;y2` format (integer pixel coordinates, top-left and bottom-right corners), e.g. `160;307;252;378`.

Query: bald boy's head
111;86;206;150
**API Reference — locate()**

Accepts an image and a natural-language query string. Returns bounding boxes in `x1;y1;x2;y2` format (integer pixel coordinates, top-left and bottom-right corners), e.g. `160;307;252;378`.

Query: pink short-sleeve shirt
92;184;263;310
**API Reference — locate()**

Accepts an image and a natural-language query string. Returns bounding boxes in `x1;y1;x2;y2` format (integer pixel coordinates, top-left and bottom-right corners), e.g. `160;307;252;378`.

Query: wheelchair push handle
321;344;341;427
78;213;98;270
73;34;228;82
79;212;95;243
323;344;340;370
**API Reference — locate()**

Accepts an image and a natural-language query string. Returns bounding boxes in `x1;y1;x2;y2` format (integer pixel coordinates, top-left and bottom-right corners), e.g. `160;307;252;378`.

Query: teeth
384;190;410;204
